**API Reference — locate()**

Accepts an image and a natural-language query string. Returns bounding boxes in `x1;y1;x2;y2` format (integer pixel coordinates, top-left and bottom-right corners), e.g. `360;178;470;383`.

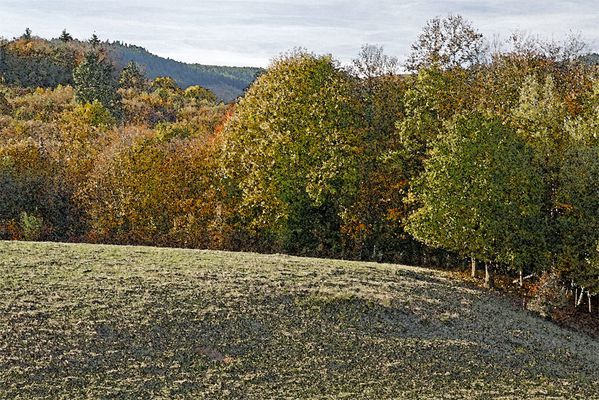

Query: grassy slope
0;241;597;399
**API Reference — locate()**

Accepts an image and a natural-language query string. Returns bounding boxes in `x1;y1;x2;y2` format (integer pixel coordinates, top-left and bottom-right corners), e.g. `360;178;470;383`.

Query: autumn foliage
0;19;598;311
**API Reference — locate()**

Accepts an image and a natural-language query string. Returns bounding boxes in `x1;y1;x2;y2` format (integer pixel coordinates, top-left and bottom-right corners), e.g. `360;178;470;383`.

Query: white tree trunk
577;288;586;307
519;268;523;288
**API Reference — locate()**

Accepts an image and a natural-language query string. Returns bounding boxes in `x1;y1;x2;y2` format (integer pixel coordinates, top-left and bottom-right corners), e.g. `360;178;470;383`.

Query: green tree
21;28;32;40
396;66;476;186
557;145;599;291
564;79;599;146
119;61;147;91
406;114;546;288
511;75;568;152
59;29;73;42
510;74;573;264
184;85;217;104
73;52;121;118
222;50;361;254
89;34;101;48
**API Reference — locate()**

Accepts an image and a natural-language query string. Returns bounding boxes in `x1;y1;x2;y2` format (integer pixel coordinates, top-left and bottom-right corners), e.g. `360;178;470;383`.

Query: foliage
89;34;101;47
0;38;80;88
19;211;44;241
397;66;475;176
556;144;599;290
79;127;225;248
0;93;10;115
341;45;413;261
58;29;73;43
57;100;116;194
9;85;75;122
0;138;78;240
118;61;147;91
222;50;360;254
406;114;546;272
0;16;597;307
120;89;177;126
184;85;218;104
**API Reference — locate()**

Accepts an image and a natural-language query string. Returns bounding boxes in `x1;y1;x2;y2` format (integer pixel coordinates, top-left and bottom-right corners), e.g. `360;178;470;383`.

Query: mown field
0;241;597;399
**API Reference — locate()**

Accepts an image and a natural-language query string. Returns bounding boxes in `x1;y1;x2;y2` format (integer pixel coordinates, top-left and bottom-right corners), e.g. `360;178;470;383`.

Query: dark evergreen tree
21;28;32;40
89;34;101;48
59;29;73;42
73;52;121;118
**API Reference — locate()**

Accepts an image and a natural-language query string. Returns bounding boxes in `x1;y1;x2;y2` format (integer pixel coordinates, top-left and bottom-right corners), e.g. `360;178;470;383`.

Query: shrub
19;212;44;241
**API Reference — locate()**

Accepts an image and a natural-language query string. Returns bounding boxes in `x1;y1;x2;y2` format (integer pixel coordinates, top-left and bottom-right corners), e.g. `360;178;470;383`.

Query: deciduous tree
222;50;360;254
406;114;546;287
118;61;147;91
406;14;485;72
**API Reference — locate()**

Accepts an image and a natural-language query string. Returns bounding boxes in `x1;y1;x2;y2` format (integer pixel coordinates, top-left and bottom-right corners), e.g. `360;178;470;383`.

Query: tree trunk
471;257;476;278
577;288;585;307
519;268;523;288
484;262;495;289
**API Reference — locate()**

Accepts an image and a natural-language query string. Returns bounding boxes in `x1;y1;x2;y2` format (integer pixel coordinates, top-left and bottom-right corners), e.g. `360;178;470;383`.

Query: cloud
0;0;596;67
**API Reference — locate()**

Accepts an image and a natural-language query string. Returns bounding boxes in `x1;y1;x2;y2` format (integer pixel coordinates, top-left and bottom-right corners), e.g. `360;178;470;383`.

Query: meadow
1;241;597;399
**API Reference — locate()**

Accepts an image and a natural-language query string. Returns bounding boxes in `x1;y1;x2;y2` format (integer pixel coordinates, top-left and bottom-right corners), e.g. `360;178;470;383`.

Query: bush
19;212;44;241
528;272;569;319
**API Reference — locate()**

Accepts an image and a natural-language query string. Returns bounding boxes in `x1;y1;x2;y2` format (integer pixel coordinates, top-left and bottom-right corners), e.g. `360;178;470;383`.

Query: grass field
0;241;597;399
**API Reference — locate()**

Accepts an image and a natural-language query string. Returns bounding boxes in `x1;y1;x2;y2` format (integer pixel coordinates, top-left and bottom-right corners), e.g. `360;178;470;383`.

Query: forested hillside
0;32;261;101
108;42;261;102
0;17;598;320
583;53;599;65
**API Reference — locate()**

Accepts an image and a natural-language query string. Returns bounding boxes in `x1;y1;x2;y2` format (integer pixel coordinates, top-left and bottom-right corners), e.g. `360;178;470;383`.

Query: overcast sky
1;0;597;67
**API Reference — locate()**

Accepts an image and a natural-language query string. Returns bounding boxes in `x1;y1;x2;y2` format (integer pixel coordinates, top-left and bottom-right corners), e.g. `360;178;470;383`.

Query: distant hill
582;52;599;66
108;42;262;102
0;37;262;102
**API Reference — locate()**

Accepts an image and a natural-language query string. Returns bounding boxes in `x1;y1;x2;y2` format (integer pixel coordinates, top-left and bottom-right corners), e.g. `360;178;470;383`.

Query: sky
0;0;597;67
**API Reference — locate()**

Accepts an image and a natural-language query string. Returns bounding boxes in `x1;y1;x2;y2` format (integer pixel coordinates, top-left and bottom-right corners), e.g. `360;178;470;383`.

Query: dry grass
0;241;597;399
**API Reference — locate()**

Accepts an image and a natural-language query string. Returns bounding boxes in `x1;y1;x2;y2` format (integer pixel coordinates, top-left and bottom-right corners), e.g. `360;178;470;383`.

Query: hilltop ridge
0;36;262;101
108;41;262;102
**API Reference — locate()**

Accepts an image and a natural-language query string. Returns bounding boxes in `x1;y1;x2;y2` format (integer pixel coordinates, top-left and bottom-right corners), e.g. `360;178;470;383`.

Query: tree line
0;29;261;101
0;16;597;314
